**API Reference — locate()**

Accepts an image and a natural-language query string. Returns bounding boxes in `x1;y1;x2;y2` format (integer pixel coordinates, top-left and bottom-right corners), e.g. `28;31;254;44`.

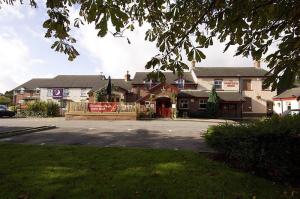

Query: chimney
191;60;196;71
254;60;261;69
125;71;131;82
99;72;106;80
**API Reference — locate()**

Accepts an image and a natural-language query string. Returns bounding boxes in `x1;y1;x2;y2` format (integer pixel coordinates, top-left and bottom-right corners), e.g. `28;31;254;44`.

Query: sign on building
53;88;63;99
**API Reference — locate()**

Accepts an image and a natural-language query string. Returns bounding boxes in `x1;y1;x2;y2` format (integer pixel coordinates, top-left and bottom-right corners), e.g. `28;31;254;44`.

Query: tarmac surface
0;117;225;152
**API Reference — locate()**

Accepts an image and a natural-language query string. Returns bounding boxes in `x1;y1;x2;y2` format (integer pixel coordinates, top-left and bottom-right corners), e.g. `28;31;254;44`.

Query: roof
91;79;132;91
132;72;196;84
178;90;245;102
193;67;270;77
14;78;52;90
14;75;132;91
273;87;300;99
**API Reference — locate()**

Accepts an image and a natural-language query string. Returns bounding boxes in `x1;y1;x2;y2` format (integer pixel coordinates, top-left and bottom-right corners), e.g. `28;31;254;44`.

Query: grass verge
0;144;298;199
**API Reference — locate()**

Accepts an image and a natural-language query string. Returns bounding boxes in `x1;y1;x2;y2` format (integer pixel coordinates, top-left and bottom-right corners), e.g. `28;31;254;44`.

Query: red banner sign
88;102;118;112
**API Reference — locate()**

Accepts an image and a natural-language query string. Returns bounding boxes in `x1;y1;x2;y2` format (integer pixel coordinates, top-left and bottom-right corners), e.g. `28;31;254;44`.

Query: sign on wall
53;88;63;99
223;80;239;88
88;102;118;112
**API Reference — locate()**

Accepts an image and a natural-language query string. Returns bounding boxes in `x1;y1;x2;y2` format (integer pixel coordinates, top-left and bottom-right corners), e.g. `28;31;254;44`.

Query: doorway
156;97;172;118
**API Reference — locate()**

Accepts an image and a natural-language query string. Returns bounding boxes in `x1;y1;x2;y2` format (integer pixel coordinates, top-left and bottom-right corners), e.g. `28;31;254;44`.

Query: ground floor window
179;99;189;109
199;99;207;110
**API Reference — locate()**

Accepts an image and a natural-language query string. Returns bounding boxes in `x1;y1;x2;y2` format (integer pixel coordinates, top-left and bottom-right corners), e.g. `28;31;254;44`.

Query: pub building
13;62;277;118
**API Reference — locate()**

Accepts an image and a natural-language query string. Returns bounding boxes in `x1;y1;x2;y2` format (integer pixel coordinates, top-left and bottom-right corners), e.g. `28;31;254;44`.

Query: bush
46;101;60;117
204;115;300;183
22;101;60;117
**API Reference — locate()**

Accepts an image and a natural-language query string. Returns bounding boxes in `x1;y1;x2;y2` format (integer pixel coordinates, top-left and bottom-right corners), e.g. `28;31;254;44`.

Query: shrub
204;115;300;183
26;101;47;117
22;101;60;117
46;101;60;117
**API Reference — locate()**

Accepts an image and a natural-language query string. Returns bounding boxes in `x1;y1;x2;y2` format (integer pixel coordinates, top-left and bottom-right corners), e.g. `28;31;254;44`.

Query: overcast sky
0;1;262;93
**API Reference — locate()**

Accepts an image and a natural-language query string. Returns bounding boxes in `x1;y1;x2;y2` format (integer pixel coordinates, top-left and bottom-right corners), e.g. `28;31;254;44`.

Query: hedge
204;115;300;183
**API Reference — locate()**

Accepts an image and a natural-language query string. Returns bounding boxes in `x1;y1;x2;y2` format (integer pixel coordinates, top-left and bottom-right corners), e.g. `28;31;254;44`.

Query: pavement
0;117;225;152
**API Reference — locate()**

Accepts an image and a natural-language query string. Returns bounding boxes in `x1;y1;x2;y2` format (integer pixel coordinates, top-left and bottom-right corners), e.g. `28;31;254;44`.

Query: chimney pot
254;60;261;68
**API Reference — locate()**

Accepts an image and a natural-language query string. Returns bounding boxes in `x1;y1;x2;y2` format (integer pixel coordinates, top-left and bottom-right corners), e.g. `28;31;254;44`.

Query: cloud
75;23;159;78
0;27;46;92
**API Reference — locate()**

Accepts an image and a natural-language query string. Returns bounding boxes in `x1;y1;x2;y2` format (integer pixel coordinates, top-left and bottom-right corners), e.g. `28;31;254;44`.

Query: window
63;89;69;97
47;89;53;97
20;88;25;95
144;79;152;89
214;79;223;90
277;102;281;107
242;79;252;91
287;102;291;110
35;88;40;95
199;99;207;110
177;79;185;89
81;88;87;97
243;97;252;112
179;99;189;109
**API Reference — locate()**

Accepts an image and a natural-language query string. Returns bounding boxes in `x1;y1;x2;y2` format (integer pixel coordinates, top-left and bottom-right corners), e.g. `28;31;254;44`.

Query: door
266;101;273;116
156;97;172;118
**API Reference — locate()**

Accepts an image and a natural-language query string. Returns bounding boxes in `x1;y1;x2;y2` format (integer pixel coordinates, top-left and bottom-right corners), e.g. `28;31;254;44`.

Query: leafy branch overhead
1;0;299;90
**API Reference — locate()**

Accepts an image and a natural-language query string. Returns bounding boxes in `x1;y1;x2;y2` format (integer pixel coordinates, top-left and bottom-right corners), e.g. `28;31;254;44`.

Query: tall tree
106;76;112;102
207;86;219;117
1;0;299;90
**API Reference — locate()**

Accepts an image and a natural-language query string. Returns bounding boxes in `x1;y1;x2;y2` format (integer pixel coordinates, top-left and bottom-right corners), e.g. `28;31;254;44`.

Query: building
273;87;300;114
13;64;276;118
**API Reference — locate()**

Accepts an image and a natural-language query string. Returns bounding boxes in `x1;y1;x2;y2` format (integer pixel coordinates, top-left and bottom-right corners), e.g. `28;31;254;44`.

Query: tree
207;86;219;117
1;0;299;90
0;96;11;105
106;76;112;102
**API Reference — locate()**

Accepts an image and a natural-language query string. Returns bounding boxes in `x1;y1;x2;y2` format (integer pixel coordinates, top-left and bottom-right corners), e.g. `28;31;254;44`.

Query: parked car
0;105;15;117
282;109;300;116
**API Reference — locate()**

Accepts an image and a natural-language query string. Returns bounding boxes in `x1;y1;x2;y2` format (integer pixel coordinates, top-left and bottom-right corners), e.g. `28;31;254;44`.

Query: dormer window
144;79;153;89
20;88;25;95
35;88;40;95
176;78;185;89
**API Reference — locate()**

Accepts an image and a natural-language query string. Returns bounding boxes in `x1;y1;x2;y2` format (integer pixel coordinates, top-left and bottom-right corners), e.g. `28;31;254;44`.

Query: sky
0;1;262;93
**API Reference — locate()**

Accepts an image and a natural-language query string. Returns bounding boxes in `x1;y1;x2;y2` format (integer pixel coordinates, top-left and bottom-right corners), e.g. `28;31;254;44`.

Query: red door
156;97;172;118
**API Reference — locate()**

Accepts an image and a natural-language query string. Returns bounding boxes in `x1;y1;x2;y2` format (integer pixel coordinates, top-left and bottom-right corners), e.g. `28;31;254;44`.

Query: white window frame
47;89;53;97
199;99;207;110
177;79;185;89
214;79;223;90
81;88;87;97
63;88;69;97
179;99;189;109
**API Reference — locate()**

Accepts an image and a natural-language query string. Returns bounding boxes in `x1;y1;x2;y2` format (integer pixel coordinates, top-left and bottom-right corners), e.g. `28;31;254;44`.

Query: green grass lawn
0;144;298;199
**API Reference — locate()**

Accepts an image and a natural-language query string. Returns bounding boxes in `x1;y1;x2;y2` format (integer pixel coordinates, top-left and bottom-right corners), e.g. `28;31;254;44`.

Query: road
0;117;220;151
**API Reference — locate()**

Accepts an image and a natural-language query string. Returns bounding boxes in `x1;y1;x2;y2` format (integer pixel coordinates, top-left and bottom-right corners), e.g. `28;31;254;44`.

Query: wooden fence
67;102;138;113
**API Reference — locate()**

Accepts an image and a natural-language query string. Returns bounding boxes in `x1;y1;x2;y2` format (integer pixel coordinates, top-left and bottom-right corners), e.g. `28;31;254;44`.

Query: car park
0;105;15;118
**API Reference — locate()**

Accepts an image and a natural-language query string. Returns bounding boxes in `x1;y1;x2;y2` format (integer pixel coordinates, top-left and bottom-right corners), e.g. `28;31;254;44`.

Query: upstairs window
47;89;53;97
20;88;25;95
214;79;223;90
35;88;40;95
199;99;207;110
242;79;252;91
176;79;185;89
81;88;87;97
144;79;153;89
179;99;189;109
63;89;69;97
